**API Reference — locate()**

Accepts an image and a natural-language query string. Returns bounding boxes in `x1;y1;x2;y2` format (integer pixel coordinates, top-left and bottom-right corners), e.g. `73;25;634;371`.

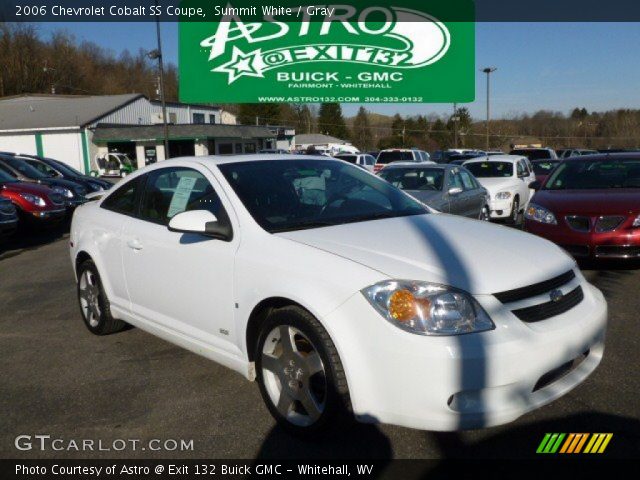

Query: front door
121;163;239;354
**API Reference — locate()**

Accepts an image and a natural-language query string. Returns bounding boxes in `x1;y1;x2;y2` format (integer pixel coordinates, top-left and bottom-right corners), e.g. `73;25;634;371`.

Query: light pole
452;102;459;148
148;3;170;160
482;67;496;151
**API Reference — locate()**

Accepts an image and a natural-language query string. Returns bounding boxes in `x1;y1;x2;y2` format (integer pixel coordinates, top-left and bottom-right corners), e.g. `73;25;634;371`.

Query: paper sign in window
167;176;197;218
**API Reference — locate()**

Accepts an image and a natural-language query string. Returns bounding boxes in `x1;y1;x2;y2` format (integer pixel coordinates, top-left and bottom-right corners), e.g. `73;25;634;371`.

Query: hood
39;177;85;191
475;177;519;194
2;180;55;197
404;190;447;209
276;214;573;295
533;189;640;216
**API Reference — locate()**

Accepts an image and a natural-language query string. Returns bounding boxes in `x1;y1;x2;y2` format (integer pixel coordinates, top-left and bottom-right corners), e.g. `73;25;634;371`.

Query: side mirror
448;186;463;196
168;210;233;241
529;180;542;190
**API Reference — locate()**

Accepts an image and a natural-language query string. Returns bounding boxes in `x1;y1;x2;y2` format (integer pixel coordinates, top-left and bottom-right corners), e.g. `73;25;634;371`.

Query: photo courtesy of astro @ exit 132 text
1;0;640;479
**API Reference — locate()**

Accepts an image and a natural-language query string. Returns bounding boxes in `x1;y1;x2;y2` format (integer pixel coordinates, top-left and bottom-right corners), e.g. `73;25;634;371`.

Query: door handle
127;238;143;251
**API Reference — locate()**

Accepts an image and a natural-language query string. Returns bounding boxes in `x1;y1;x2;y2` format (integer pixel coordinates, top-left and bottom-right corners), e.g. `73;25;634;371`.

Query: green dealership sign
179;1;475;103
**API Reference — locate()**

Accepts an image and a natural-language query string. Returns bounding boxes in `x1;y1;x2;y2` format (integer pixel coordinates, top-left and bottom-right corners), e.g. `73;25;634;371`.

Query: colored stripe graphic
537;433;565;453
539;433;613;454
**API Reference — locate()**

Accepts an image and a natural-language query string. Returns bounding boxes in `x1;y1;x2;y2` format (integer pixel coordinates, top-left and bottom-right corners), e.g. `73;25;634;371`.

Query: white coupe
70;155;607;434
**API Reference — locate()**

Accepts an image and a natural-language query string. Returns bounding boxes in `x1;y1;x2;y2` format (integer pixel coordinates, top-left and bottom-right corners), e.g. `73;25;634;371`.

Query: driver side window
517;161;526;177
139;167;224;225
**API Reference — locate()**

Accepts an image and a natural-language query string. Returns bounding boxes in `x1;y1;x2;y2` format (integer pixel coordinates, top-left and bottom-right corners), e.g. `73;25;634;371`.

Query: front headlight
495;191;512;200
361;280;495;336
19;193;46;207
633;214;640;227
525;203;557;225
52;186;74;198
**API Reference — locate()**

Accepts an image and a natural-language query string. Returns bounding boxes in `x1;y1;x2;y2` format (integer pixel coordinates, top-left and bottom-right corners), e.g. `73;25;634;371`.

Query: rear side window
459;170;476;190
138;167;224;225
101;176;144;215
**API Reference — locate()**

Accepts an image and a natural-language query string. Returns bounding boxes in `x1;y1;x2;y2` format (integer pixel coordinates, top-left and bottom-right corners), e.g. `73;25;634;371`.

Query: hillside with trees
1;23;639;151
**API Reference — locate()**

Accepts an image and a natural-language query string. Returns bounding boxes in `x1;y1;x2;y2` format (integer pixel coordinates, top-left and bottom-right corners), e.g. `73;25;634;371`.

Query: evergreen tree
352;106;373;150
237;103;281;125
318;102;349;139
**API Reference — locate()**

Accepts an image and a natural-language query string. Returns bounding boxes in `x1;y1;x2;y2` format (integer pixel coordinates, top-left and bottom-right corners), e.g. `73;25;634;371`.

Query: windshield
532;160;560;175
219;159;427;233
510;149;553;160
545;158;640;190
379;167;444;191
3;157;47;179
377;151;414;164
0;169;18;183
464;161;514;178
49;158;83;177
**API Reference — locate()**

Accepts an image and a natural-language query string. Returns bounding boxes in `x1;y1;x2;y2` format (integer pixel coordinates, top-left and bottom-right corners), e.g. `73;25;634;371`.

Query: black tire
76;259;126;335
255;306;351;436
509;197;520;225
479;205;490;221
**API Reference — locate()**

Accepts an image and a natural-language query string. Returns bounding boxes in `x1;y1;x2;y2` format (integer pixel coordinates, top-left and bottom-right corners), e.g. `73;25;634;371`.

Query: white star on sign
213;47;264;84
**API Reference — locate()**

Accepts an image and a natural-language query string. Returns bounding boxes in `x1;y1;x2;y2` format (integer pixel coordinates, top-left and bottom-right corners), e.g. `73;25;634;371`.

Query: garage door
0;134;37;155
41;132;84;172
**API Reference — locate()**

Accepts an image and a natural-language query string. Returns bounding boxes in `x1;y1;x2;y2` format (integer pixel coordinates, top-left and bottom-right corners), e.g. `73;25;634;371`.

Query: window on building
209;114;216;124
218;144;233;155
193;113;205;124
244;144;256;154
235;143;243;154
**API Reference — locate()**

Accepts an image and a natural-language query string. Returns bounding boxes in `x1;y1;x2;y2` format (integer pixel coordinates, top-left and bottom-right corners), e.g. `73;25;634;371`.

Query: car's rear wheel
255;306;351;435
77;260;125;335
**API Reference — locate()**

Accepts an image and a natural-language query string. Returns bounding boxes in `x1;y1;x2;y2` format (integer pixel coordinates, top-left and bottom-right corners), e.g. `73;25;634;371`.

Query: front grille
560;244;590;257
512;286;584;323
565;215;591;232
533;350;589;392
595;215;625;232
494;270;575;304
594;245;640;259
49;193;64;205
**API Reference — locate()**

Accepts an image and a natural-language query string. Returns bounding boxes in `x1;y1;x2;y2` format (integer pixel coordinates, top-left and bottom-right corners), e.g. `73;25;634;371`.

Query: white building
0;94;264;173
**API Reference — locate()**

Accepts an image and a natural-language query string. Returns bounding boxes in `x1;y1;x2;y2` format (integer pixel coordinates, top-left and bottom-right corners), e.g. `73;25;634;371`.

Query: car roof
463;155;525;164
147;154;339;168
380;162;446;169
561;152;640;161
379;149;418;152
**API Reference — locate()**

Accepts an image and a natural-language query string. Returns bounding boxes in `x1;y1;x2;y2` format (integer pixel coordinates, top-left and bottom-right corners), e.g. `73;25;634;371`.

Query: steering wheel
319;193;351;217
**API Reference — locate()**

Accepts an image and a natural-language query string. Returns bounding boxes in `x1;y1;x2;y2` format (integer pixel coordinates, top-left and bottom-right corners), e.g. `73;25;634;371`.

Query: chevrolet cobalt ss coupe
70;156;607;433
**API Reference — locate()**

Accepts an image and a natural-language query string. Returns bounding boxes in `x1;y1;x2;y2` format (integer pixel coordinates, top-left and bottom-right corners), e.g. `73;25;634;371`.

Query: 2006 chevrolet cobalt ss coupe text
69;156;607;434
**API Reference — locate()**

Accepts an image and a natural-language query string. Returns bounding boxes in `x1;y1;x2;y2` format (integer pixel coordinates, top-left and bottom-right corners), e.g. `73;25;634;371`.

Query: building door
168;140;195;158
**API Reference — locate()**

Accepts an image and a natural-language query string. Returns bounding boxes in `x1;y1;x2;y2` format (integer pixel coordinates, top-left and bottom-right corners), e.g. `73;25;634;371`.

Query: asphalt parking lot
1;226;639;460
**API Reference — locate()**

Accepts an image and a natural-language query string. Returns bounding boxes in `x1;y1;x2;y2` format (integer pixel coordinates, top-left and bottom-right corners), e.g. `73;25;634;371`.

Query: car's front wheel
77;260;126;335
255;306;351;435
509;197;520;225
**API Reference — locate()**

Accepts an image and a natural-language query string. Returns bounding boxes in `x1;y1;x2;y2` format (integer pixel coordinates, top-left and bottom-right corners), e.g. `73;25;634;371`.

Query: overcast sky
37;21;640;120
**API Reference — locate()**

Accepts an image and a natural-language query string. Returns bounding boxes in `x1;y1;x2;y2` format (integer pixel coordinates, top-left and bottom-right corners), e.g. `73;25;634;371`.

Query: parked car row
0;152;111;238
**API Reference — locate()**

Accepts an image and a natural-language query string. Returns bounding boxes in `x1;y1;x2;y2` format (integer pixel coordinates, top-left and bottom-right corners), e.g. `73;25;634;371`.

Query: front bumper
25;208;67;224
525;220;640;259
322;280;606;431
0;217;18;237
489;199;513;219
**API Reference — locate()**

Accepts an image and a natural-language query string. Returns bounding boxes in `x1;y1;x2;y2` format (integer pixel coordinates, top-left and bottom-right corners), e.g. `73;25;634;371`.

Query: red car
530;159;561;184
0;169;67;227
524;154;640;259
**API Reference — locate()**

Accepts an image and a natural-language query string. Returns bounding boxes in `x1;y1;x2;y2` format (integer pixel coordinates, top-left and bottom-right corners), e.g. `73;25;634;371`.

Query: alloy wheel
261;325;327;427
79;270;101;328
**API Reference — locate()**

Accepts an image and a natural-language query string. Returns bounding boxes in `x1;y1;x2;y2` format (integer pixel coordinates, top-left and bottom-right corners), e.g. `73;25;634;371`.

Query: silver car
378;163;490;220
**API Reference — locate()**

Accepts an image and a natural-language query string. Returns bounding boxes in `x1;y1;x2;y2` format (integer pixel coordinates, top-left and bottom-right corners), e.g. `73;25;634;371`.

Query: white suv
463;155;537;223
375;149;433;172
